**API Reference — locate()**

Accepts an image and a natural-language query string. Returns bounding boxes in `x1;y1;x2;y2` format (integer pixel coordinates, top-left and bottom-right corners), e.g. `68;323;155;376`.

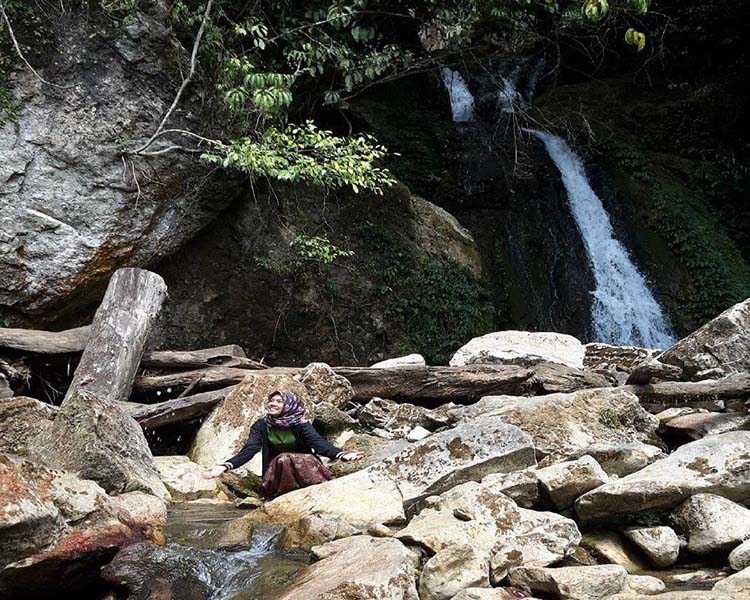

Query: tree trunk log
64;268;168;406
141;346;266;370
0;325;91;353
130;386;237;429
625;374;750;407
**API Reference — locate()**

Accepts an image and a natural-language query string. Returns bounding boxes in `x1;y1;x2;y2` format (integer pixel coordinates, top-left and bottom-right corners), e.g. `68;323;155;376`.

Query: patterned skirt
258;452;333;500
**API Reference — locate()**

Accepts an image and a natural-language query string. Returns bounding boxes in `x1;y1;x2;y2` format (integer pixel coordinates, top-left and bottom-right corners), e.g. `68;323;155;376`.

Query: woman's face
266;394;285;417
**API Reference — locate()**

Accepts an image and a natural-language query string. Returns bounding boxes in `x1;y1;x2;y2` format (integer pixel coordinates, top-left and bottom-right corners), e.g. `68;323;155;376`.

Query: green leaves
583;0;609;23
625;27;646;51
629;0;650;15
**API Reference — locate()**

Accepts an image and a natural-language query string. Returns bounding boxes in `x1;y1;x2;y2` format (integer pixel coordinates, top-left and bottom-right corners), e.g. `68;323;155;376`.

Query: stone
611;594;746;600
153;456;218;502
670;494;750;555
0;397;57;456
312;401;357;435
329;434;409;477
580;532;649;573
481;469;539;508
407;426;431;442
0;7;234;324
625;574;666;595
508;565;628;600
359;397;431;437
575;432;750;525
419;544;490;600
189;373;309;473
0;454;166;597
212;516;255;551
263;469;405;528
625;359;683;385
583;344;658;371
280;513;357;550
371;354;427;368
450;331;585;369
655;407;705;423
448;589;518;600
713;566;750;595
661;412;750;441
659;298;750;379
729;540;750;571
622;526;680;568
277;536;419;600
370;418;536;503
535;456;608;510
297;362;354;408
453;388;661;461
507;508;581;568
537;443;665;478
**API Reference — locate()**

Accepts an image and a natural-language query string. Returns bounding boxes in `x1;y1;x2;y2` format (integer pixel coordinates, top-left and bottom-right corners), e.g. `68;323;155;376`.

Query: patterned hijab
264;390;309;429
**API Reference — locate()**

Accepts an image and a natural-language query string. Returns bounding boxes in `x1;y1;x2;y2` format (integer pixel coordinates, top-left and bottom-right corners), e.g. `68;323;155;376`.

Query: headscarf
264;390;309;428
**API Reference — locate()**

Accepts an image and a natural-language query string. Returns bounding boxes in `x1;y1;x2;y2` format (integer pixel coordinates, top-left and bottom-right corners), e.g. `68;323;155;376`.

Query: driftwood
130;386;237;429
625;374;750;408
0;325;91;354
135;363;609;403
141;346;267;370
64;268;168;406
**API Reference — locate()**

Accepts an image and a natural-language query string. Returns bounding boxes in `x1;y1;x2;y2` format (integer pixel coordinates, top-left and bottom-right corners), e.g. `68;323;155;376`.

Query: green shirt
267;427;298;453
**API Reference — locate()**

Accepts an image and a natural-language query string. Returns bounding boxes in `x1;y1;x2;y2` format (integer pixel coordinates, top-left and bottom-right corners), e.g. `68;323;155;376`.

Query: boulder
658;298;750;379
611;594;745;600
575;432;750;525
583;344;658;371
329;434;409;477
277;536;419;600
419;544;489;600
189;373;309;473
661;412;750;442
371;354;427;368
535;456;608;510
370;419;536;503
263;469;405;528
505;508;582;569
296;362;354;408
359;397;431;437
452;388;660;461
0;454;166;597
622;526;680;568
625;574;666;595
280;513;357;550
450;331;585;369
729;540;750;571
625;359;683;385
714;566;750;595
153;456;218;502
670;494;750;555
448;589;518;600
507;565;628;600
0;397;57;456
312;401;357;435
407;426;432;442
481;469;539;508
537;443;665;478
580;532;649;573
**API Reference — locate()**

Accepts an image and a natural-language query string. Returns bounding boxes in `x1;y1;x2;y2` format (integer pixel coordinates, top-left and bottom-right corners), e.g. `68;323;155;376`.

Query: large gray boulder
622;526;680;568
671;494;750;555
0;6;234;324
419;544;489;600
450;331;585;369
507;565;628;600
575;432;750;525
658;297;750;378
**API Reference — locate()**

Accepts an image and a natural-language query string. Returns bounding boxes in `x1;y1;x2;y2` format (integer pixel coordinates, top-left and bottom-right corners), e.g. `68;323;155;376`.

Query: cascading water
527;129;676;348
441;67;474;122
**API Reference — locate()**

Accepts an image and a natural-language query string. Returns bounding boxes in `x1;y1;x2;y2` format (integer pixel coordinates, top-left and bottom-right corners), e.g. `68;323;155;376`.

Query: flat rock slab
662;412;750;441
575;431;750;525
450;331;585;369
153;456;218;501
580;531;649;574
276;536;419;600
508;565;628;600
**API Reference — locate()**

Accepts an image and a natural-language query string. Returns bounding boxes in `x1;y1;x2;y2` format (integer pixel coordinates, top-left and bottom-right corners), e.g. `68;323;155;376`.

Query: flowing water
527;130;676;348
441;67;475;122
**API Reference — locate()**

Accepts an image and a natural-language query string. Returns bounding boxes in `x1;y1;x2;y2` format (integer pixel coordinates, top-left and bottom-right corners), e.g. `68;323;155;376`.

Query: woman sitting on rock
204;390;361;499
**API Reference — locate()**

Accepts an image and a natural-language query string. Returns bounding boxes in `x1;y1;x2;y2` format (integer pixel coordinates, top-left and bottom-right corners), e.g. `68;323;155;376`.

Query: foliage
290;233;354;265
203;121;396;193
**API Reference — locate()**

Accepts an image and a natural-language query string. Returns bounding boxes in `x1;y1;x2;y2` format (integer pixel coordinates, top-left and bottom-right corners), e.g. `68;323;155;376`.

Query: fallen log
0;325;91;354
141;346;267;370
625;374;750;410
135;363;608;403
130;386;237;429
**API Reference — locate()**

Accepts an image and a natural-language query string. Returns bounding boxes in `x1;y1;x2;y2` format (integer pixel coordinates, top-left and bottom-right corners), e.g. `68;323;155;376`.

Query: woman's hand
202;465;228;479
339;451;363;462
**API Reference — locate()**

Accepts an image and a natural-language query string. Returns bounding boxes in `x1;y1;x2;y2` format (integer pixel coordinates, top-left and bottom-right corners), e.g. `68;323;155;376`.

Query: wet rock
450;331;585;369
280;514;357;550
154;456;218;502
713;566;750;595
453;388;660;462
537;443;665;478
622;526;680;568
481;469;539;508
189;373;309;473
312;402;357;435
661;412;750;441
508;565;628;599
729;540;750;571
263;469;405;528
0;397;57;456
296;362;354;408
575;432;750;525
371;354;427;368
670;494;750;555
658;298;750;379
535;456;608;510
580;531;648;573
371;418;536;503
278;536;419;600
213;516;255;551
419;544;489;600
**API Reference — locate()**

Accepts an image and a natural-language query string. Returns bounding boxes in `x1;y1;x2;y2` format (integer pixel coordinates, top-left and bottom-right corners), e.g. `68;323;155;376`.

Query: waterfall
441;67;474;122
528;129;676;348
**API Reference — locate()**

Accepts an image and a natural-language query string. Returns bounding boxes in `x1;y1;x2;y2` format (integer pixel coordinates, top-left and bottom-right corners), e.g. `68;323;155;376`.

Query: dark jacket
223;419;342;474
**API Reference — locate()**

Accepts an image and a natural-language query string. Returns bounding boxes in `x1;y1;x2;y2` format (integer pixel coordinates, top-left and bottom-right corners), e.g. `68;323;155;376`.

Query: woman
204;390;361;499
